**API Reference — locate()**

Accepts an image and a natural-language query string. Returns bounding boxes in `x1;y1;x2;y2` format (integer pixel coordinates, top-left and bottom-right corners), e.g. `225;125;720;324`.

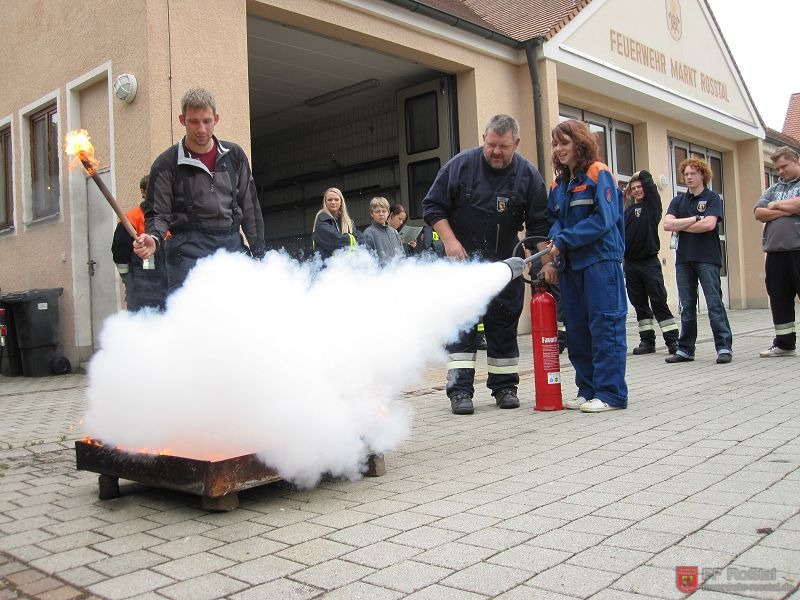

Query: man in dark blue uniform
422;114;549;415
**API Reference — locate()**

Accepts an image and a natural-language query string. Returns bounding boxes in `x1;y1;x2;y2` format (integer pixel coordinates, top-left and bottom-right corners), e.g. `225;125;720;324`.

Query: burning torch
65;130;154;269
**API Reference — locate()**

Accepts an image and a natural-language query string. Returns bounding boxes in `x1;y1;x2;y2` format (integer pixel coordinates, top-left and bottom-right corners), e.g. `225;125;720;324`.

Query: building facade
0;0;769;369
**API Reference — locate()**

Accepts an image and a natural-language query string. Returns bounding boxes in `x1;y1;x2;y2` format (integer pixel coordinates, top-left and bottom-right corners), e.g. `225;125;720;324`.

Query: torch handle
83;166;138;239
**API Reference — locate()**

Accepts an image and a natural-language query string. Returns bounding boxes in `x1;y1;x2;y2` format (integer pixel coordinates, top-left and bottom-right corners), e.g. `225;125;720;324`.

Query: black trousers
765;250;800;349
624;256;678;346
165;229;243;293
446;276;524;397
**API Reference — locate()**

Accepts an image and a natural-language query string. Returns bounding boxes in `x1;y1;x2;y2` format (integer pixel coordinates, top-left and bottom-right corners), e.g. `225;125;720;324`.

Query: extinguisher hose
513;236;551;285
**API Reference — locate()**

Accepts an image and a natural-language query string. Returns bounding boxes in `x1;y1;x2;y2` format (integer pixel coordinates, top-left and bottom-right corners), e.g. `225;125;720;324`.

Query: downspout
524;38;546;174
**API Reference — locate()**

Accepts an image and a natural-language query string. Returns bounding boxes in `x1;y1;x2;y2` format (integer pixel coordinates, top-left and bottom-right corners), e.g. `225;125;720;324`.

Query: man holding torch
134;87;265;292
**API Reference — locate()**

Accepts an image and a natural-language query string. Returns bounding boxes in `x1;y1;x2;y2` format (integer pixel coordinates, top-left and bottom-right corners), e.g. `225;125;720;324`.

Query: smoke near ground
85;249;512;488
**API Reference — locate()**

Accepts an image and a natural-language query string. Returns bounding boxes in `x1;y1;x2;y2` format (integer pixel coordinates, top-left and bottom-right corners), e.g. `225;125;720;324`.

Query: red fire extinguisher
531;279;562;410
0;307;6;348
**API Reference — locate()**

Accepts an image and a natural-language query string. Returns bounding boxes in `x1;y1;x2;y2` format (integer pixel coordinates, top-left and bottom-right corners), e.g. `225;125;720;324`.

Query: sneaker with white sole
564;396;587;410
759;346;796;358
580;399;623;413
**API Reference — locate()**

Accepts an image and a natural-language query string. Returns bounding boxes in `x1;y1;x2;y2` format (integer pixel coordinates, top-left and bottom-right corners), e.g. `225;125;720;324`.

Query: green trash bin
0;288;71;377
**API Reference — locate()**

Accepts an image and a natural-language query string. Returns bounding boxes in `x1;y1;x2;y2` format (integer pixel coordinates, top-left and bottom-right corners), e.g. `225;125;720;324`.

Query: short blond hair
370;197;390;212
181;87;216;115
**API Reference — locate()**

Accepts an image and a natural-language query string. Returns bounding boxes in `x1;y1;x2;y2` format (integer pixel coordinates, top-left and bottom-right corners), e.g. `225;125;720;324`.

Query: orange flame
80;436;228;461
65;129;99;175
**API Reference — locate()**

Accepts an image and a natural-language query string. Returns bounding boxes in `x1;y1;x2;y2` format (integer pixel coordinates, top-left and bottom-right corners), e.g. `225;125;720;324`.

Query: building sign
557;0;754;124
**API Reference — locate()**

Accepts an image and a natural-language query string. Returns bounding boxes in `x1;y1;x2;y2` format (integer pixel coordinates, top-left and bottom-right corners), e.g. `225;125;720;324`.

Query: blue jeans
561;260;628;407
675;262;733;357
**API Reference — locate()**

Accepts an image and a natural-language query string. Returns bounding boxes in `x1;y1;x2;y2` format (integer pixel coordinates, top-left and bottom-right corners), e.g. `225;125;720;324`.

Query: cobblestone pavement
1;309;798;599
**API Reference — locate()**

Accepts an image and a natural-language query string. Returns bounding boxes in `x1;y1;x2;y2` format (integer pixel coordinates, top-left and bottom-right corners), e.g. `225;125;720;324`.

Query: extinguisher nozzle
503;257;525;280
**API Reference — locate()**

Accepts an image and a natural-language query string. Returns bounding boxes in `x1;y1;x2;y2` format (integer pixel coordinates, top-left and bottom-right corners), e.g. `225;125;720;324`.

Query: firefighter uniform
422;147;549;401
547;162;628;408
623;170;678;353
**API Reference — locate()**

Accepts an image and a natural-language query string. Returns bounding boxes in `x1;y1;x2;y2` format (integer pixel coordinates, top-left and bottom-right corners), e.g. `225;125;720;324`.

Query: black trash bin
0;304;23;376
0;288;71;377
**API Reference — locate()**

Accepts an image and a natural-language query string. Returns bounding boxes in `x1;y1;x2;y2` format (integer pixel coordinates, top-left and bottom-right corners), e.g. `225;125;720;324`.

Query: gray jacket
755;176;800;252
362;222;405;265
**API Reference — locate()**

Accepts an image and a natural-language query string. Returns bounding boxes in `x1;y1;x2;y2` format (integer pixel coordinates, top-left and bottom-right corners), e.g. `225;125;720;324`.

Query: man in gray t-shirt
753;146;800;357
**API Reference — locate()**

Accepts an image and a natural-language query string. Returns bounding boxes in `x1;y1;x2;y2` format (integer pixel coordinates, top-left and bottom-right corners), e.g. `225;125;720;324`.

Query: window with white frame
0;125;11;229
558;105;635;187
29;103;60;220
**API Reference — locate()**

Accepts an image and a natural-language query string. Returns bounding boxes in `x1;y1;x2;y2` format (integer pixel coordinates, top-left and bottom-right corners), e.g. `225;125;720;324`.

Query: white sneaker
564;396;587;410
759;346;796;358
580;399;623;413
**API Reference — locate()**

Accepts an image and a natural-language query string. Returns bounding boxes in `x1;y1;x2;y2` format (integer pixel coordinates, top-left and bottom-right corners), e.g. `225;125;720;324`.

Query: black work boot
493;387;520;409
667;341;679;355
632;342;656;355
449;392;474;415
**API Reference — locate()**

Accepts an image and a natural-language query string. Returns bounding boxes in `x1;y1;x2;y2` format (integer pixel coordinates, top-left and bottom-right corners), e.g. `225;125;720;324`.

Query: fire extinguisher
0;307;6;348
510;236;563;411
530;279;563;410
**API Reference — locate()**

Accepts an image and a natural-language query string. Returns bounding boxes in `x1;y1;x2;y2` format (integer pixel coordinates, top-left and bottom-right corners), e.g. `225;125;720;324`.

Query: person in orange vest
111;175;168;311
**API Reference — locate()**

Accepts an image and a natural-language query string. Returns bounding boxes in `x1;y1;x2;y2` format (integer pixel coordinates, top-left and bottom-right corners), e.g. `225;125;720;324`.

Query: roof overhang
542;0;764;142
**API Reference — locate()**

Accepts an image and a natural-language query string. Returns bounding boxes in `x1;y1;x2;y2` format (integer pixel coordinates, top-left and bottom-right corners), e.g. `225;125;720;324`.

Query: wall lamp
305;78;380;107
113;74;138;103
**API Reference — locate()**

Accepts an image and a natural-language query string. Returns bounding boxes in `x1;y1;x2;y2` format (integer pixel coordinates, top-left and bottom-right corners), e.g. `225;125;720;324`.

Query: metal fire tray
75;439;384;511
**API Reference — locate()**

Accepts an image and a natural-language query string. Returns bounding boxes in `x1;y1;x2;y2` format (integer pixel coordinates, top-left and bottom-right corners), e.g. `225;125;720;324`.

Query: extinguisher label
547;372;561;384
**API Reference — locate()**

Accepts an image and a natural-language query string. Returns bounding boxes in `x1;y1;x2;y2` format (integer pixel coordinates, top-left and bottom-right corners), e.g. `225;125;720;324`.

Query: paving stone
31;547;108;573
526;528;606;553
439;561;532;597
339;541;421;569
488;544;572;574
404;584;489;599
151;551;235;580
363;559;452;593
220;554;305;585
228;577;321;600
150;535;226;559
604;528;683;553
523;562;621;597
275;538;356;565
457;527;533;551
306;509;375;529
158;572;248;600
88;569;175;599
568;544;653;574
387;525;463;549
290;558;374;590
368;510;439;531
203;520;273;542
90;532;164;556
413;542;495;570
89;549;167;577
208;536;287;561
316;581;405;599
326;522;402;547
262;521;335;545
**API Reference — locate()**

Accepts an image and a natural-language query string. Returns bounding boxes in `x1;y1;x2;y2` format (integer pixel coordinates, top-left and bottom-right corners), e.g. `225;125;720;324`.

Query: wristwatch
695;215;702;222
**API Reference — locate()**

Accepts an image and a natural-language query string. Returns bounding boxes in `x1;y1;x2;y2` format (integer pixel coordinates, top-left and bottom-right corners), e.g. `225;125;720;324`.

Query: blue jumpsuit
547;162;628;407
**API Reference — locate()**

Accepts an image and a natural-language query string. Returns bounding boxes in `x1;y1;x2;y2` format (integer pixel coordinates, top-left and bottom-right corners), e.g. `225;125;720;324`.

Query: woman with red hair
543;119;628;413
